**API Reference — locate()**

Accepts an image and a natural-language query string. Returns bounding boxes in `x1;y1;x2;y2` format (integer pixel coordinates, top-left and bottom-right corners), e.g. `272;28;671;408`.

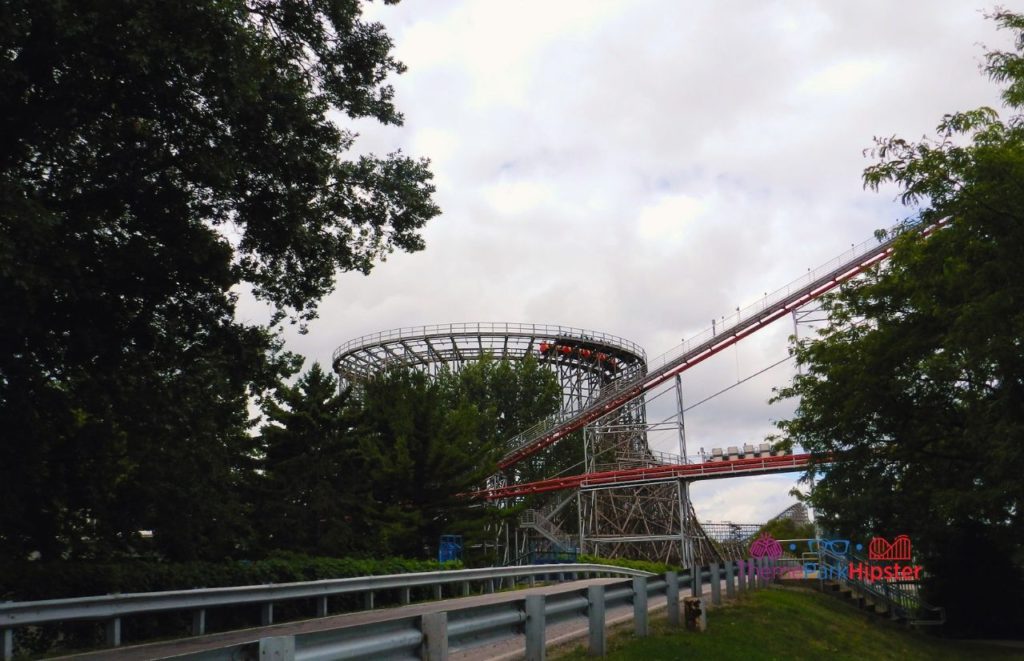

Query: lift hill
495;219;945;477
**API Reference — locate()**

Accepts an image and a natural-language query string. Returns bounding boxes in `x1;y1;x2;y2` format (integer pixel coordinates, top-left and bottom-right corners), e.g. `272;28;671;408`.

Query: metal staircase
518;507;575;553
817;547;946;626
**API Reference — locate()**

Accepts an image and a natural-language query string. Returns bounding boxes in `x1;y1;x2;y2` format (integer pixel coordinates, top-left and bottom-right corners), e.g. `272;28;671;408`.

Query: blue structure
439;535;463;563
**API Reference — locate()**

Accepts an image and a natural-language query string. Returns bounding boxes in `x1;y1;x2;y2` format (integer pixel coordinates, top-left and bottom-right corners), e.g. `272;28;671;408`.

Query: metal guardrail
166;558;775;661
0;563;646;660
1;559;780;660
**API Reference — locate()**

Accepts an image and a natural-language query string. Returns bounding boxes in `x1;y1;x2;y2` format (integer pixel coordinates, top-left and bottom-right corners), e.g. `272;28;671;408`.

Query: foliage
257;364;372;557
355;356;561;560
1;552;461;657
757;517;815;544
448;353;573;507
357;368;495;558
578;554;677;575
0;0;437;562
255;356;561;561
771;11;1024;635
0;552;460;602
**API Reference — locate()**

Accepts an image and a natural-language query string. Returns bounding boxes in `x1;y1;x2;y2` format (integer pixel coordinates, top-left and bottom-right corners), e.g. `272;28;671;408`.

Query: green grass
553;585;1024;660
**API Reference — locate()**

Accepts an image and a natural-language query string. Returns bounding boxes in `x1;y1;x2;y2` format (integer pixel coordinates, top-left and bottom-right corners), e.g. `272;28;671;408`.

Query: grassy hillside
554;585;1024;660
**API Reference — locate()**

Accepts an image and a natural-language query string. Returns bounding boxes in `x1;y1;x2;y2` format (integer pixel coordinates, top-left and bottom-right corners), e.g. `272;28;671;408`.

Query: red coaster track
480;453;813;500
496;219;944;473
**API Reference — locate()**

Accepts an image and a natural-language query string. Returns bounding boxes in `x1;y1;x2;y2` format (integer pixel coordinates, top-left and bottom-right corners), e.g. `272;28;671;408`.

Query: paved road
57;577;639;660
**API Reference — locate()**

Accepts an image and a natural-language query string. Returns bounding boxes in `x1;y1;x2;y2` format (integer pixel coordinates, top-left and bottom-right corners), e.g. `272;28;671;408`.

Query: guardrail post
632;576;648;637
434;584;443;600
525;594;546;661
421;611;447;660
486;578;495;594
105;618;121;647
529;575;537;587
692;564;703;597
736;559;746;594
665;572;680;626
192;609;206;635
259;635;295;660
316;596;329;617
724;560;736;598
3;628;13;661
401;587;412;605
461;581;471;597
364;591;375;610
710;563;722;605
261;602;274;626
587;585;606;656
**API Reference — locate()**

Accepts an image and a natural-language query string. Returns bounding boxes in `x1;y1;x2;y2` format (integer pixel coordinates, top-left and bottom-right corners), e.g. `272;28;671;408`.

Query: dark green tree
772;11;1024;634
258;363;371;556
357;357;562;559
756;517;814;545
359;368;498;558
0;0;438;561
445;355;567;483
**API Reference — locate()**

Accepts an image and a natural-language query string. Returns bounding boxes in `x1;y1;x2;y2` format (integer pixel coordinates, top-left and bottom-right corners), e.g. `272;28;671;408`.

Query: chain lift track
478;453;813;500
495;219;943;473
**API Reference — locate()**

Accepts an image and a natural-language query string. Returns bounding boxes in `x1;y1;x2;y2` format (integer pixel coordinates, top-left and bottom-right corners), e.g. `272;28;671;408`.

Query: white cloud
691;475;805;523
636;193;707;244
263;1;1021;521
480;179;556;216
799;58;887;96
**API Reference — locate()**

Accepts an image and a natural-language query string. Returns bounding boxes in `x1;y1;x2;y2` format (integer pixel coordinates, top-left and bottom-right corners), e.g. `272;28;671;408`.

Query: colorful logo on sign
802;533;923;583
869;535;912;561
750;533;783;559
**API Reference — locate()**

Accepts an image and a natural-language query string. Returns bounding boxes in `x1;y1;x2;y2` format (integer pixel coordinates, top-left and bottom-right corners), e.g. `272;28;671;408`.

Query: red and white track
479;453;813;500
497;219;945;472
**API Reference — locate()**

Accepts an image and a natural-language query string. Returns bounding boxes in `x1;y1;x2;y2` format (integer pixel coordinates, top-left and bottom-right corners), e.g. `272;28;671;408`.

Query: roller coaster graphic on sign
869;535;912;561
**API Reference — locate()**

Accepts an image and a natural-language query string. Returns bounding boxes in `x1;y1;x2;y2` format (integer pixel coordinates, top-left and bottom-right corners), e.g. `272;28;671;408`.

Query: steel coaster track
480;453;813;500
497;218;943;471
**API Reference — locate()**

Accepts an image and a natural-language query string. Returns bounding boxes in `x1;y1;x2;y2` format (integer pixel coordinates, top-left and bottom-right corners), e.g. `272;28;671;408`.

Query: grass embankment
554;585;1024;660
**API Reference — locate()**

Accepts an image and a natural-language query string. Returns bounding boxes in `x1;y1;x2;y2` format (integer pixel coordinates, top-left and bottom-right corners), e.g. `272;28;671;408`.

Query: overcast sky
240;1;1017;523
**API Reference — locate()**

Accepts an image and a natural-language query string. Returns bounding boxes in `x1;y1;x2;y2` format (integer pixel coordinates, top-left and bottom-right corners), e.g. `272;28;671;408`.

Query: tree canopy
258;357;562;561
772;11;1024;635
0;0;438;562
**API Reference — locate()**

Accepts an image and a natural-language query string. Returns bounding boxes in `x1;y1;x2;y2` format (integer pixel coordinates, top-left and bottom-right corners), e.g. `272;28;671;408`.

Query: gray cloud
245;1;1018;521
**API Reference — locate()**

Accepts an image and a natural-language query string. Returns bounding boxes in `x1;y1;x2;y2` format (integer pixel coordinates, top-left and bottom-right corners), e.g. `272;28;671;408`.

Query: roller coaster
333;218;943;566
